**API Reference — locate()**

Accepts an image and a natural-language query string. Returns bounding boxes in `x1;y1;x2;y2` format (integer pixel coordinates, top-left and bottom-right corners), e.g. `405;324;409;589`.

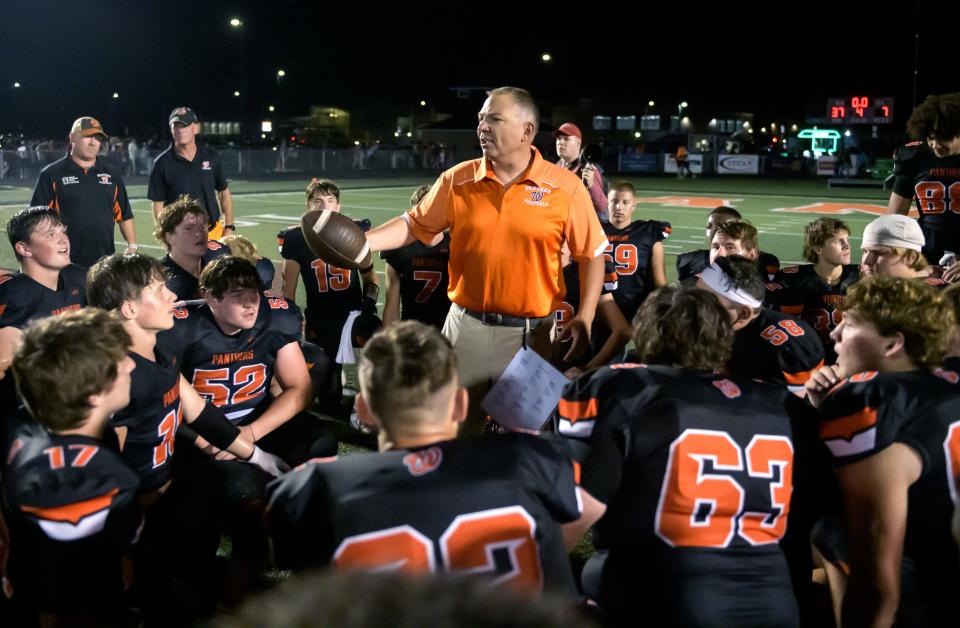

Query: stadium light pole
276;69;285;116
678;101;689;146
230;18;245;138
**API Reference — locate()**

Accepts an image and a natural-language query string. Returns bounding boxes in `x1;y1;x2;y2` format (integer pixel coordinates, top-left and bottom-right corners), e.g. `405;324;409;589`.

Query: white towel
336;310;362;364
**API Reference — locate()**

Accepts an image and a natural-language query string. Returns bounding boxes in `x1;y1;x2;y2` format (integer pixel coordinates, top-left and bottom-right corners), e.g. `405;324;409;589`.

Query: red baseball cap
553;122;582;140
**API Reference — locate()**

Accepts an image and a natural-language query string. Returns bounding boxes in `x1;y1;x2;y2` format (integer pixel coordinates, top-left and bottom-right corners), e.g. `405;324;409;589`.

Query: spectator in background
555;122;608;222
138;141;151;175
127;137;139;176
675;144;691;179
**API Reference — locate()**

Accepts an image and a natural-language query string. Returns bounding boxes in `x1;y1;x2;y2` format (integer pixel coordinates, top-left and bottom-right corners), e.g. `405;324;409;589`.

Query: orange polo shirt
405;147;608;318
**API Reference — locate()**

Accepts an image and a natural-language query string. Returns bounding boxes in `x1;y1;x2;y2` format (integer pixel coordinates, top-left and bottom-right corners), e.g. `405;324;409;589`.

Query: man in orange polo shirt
365;87;607;428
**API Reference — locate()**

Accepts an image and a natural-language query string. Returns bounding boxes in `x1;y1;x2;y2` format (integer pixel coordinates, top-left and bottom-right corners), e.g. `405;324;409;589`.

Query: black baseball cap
169;107;199;125
70;116;108;140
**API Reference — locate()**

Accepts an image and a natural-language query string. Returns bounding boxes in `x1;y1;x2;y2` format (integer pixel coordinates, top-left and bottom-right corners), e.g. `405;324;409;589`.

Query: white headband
700;263;763;309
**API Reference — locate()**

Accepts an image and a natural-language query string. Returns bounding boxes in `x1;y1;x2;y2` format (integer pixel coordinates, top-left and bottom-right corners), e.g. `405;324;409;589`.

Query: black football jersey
677;249;781;282
727;308;824;391
2;429;141;616
767;264;860;363
602;220;670;320
110;349;182;493
554;258;618;335
819;369;960;623
557;364;805;626
266;433;581;593
892;142;960;233
380;233;452;329
160;240;229;300
160;293;301;424
0;265;85;328
278;223;365;327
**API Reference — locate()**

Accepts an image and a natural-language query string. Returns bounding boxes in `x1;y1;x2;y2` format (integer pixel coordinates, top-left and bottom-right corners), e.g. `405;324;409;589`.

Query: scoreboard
826;96;894;124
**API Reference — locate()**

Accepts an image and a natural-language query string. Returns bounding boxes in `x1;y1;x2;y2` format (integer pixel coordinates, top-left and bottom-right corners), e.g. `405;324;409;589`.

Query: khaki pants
441;304;553;434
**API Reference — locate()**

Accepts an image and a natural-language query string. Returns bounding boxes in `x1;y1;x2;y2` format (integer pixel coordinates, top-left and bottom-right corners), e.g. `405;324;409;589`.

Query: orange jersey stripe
558;398;598;424
783;360;825;385
779;305;804;316
820;407;878;441
20;487;119;525
113;187;122;222
573;461;581;485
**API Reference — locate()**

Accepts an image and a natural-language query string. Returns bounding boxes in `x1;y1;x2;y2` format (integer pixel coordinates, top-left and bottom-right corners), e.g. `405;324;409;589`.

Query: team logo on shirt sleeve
819;407;878;457
20;488;120;541
557;398;599;438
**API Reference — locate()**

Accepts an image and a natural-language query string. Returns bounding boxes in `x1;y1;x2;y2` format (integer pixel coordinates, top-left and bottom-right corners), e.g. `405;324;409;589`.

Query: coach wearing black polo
148;107;235;240
31;117;137;268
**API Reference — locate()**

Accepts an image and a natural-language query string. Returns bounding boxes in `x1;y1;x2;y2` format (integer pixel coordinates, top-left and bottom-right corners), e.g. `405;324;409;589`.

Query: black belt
459;305;552;328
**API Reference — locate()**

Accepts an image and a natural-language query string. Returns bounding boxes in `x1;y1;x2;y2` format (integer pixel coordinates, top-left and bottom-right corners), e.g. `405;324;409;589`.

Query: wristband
223;224;236;230
191;403;241;450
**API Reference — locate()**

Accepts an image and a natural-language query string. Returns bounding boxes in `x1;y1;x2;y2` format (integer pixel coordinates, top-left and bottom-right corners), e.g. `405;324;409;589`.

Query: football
300;209;373;272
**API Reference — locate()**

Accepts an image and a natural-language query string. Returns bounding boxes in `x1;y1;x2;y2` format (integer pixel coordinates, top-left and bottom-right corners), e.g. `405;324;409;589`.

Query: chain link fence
0;145;458;182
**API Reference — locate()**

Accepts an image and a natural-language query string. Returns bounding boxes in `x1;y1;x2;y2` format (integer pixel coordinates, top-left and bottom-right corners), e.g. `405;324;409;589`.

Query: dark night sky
0;0;954;138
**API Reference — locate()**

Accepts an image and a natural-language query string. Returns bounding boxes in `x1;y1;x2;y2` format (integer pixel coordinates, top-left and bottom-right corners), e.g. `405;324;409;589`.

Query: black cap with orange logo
70;117;108;140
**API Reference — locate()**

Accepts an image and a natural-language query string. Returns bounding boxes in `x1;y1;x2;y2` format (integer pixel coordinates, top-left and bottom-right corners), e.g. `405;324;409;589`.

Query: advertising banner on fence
716;154;760;174
618;153;659;173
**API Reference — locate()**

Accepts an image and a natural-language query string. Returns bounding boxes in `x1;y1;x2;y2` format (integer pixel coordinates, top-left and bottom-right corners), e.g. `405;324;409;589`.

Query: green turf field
0;175;892;289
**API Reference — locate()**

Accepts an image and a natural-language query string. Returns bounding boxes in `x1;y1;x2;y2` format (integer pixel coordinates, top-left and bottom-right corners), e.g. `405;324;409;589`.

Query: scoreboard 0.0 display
826;97;894;124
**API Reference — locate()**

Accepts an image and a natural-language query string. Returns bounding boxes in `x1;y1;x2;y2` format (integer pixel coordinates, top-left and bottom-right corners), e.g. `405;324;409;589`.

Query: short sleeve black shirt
31;155;134;268
148;145;228;225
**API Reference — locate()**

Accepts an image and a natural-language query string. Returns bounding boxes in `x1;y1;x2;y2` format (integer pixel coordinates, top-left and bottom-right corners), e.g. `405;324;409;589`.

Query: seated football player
554;241;631;378
602;181;669;323
86;253;288;497
85;253;287;624
278;177;380;415
676;206;780;282
163;255;324;466
153;195;229;299
860;214;947;288
3;309;140;626
161;255;331;613
0;206;86;405
697;256;824;392
887;92;960;266
266;321;597;595
805;277;960;627
558;285;815;627
768;218;859;363
221;233;276;291
381;184;452;330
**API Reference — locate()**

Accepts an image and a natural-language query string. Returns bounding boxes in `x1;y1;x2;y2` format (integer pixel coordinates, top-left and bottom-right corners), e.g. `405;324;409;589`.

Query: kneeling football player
3;309;140;626
266;321;597;595
559;285;817;626
805;277;960;627
161;255;332;612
